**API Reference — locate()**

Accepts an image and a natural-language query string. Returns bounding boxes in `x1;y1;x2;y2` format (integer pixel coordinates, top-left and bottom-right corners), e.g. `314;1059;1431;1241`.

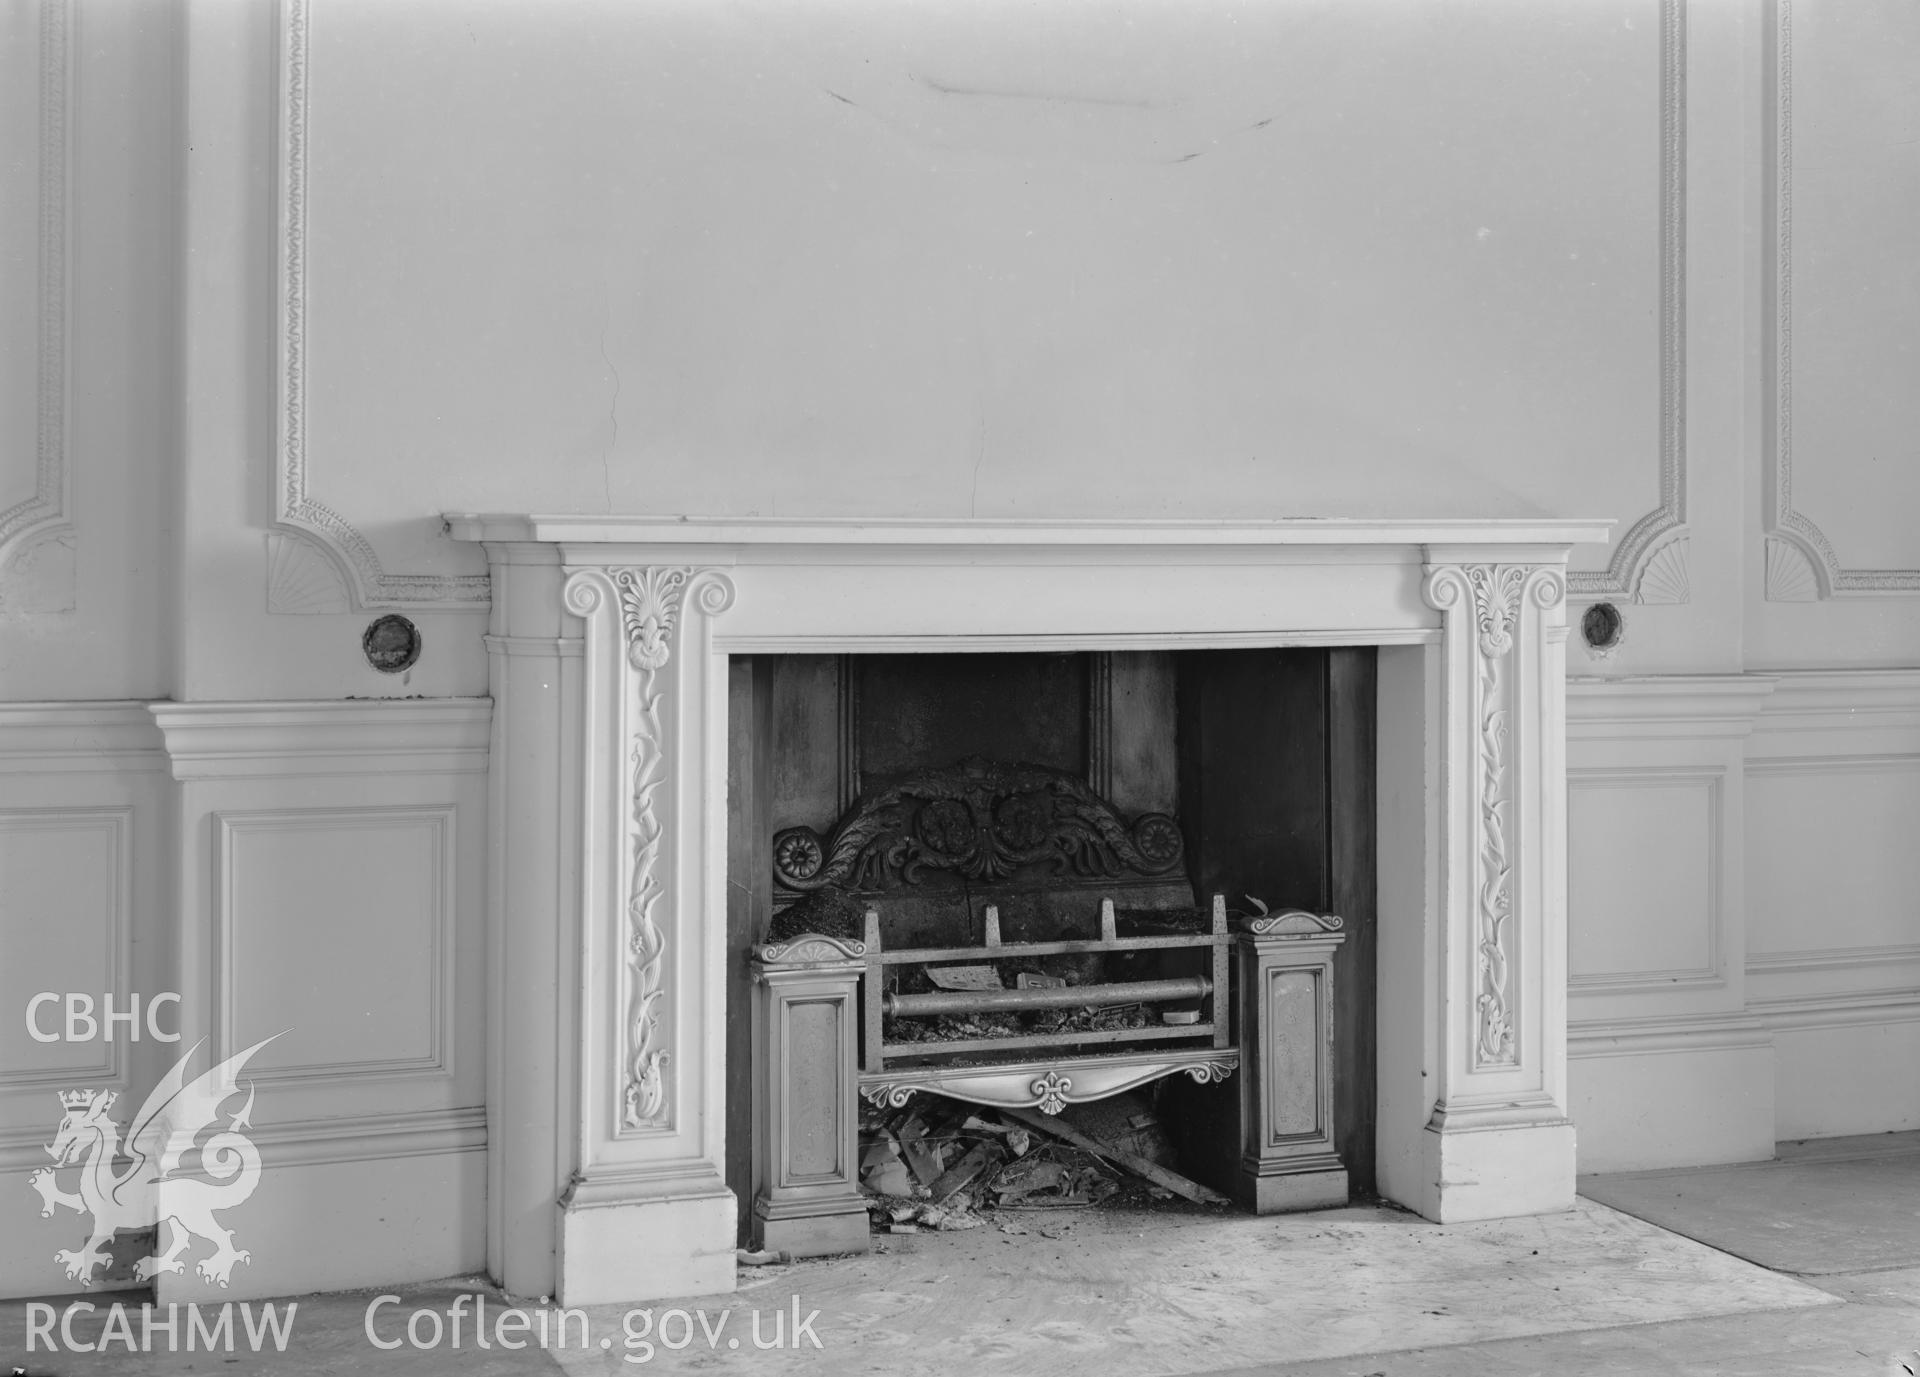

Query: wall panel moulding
212;804;459;1087
0;0;74;611
0;806;133;1102
1563;677;1771;1007
0;699;171;1284
270;0;489;613
1749;988;1920;1034
1567;0;1690;608
1763;0;1920;601
1740;670;1920;995
1747;944;1920;978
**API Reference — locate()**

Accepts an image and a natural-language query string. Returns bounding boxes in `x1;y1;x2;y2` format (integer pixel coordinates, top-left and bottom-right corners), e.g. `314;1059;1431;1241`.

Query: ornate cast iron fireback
772;757;1184;893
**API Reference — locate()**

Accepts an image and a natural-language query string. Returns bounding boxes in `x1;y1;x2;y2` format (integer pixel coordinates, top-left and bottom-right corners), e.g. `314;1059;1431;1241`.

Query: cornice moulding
149;699;492;779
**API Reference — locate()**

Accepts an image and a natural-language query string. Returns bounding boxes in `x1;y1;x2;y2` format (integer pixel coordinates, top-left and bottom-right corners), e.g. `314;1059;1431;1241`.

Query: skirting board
1570;1023;1775;1173
1770;1019;1920;1142
147;1149;484;1304
0;1167;152;1301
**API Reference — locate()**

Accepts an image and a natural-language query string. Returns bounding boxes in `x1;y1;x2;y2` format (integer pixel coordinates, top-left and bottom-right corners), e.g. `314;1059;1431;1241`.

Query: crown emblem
58;1089;111;1112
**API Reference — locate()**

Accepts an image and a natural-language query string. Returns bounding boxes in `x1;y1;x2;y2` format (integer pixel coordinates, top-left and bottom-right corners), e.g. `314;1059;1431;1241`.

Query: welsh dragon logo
29;1035;278;1288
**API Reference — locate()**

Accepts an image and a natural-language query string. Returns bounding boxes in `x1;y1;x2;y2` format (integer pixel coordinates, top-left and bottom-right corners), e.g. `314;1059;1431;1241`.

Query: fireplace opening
725;648;1377;1251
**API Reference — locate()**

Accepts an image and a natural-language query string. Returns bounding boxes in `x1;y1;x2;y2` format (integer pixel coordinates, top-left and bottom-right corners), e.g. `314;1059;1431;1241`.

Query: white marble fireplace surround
447;515;1609;1306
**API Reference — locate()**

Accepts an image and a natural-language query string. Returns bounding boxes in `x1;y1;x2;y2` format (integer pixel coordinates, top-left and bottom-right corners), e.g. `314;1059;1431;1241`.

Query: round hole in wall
362;614;422;674
1581;602;1625;653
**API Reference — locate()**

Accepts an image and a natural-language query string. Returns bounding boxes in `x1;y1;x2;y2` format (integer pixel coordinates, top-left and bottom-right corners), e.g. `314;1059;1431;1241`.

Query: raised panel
0;0;69;569
1780;0;1920;576
1748;762;1920;958
1767;0;1920;594
217;807;454;1084
1568;775;1718;989
0;809;127;1085
1266;968;1322;1141
0;0;44;498
779;997;843;1182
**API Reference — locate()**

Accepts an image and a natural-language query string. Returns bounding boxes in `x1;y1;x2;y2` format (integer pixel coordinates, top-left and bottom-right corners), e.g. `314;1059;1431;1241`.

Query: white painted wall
2;0;1918;1296
0;0;174;698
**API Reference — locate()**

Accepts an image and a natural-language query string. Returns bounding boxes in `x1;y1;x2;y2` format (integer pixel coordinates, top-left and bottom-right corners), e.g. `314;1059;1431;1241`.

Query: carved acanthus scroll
1469;566;1523;1068
772;757;1183;895
1426;563;1562;1071
612;567;687;1127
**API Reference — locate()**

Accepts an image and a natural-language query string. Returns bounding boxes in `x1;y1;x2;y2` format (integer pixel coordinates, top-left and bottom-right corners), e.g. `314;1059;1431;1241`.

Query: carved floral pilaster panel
611;567;689;1129
1426;563;1563;1072
565;564;734;1135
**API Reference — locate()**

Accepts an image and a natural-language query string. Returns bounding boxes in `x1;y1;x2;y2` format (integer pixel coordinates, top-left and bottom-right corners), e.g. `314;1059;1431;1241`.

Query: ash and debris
857;1089;1226;1236
767;887;868;943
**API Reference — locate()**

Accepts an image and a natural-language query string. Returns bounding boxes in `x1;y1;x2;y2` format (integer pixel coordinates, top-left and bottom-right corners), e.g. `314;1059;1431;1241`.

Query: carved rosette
1426;564;1562;1071
566;565;737;1132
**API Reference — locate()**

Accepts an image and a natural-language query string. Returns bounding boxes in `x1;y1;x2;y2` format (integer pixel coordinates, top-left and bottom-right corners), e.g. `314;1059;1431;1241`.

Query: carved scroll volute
1423;563;1564;1073
564;565;736;1134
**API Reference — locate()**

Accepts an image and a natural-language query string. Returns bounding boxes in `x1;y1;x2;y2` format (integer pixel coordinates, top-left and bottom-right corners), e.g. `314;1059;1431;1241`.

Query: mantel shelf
445;513;1613;553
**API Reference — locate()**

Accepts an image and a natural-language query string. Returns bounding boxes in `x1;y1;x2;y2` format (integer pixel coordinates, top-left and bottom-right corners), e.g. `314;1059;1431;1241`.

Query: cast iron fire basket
748;758;1347;1256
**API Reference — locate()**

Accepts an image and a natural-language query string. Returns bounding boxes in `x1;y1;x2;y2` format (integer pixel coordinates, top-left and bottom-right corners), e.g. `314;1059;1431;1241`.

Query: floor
4;1132;1918;1376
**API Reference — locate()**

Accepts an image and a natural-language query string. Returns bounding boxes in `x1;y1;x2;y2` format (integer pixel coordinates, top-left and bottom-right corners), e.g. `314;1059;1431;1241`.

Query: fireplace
728;648;1378;1252
448;514;1606;1305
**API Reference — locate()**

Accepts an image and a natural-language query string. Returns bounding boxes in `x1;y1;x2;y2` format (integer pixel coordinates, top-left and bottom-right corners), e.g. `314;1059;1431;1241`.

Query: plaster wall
0;0;174;699
2;0;1918;1297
